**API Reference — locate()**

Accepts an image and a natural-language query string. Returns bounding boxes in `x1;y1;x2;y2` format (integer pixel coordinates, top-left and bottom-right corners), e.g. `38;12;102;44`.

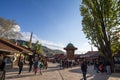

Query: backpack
99;65;103;71
39;62;44;69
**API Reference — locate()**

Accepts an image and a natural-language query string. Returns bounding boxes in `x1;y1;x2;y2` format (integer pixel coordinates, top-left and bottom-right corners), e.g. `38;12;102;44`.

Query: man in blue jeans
81;60;87;80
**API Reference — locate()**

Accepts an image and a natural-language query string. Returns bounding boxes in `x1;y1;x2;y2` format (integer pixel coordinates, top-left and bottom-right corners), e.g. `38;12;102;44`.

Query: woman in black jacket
81;60;87;80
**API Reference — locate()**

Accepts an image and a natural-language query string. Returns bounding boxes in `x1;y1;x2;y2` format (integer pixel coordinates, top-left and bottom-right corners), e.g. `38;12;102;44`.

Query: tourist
94;61;99;73
38;60;44;75
60;59;62;69
29;59;33;72
18;58;24;75
99;64;104;73
34;60;38;75
0;59;5;71
81;60;87;80
106;60;111;75
43;59;48;70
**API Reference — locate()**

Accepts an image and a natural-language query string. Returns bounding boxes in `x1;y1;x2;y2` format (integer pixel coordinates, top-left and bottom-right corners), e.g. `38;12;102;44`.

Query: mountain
42;46;65;57
11;39;65;57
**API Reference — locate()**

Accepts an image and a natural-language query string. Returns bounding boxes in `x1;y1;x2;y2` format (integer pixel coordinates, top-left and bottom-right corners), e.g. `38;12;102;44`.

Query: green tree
80;0;120;70
26;41;31;49
38;44;44;54
33;41;43;55
0;17;22;39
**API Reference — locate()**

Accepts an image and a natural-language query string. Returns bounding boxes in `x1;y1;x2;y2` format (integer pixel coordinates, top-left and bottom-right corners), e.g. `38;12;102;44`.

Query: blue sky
0;0;97;53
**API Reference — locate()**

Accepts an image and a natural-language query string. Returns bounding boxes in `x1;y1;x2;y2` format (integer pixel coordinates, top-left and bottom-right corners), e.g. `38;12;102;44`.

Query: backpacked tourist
81;60;87;80
34;60;38;75
18;58;24;75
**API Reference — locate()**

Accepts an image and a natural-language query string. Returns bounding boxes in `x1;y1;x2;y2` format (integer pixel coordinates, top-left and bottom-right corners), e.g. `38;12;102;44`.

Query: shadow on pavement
69;68;82;73
6;73;35;79
69;66;110;80
90;73;110;80
6;65;61;79
6;67;29;72
6;67;35;79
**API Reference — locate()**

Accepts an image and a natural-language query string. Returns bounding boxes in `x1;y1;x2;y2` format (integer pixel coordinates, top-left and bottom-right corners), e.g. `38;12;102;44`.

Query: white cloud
12;25;21;32
21;32;65;51
20;32;98;54
75;42;98;54
15;25;98;54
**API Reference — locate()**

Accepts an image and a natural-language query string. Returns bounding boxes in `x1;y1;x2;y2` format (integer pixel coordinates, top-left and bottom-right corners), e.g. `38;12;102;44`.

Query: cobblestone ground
5;63;120;80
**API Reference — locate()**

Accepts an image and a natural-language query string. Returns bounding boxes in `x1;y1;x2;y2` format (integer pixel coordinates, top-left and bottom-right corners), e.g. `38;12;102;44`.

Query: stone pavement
5;62;120;80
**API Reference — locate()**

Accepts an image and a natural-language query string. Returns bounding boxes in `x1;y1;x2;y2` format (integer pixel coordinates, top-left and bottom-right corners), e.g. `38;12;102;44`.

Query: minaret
29;32;33;49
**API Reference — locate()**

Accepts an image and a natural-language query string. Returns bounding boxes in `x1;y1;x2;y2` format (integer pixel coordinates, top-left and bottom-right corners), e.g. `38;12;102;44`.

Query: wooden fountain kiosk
64;43;77;60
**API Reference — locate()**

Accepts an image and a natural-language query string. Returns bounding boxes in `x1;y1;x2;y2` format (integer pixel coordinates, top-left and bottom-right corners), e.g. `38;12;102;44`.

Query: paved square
5;63;120;80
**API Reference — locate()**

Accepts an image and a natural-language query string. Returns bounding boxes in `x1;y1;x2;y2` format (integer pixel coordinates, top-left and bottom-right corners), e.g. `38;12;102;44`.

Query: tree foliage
33;41;43;55
80;0;120;59
0;17;22;39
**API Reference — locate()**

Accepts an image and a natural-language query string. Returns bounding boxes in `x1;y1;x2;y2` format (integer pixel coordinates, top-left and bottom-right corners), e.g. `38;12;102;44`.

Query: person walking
81;60;87;80
29;59;33;72
34;60;38;75
95;61;99;73
43;59;48;70
18;58;24;75
99;64;104;73
38;61;44;75
0;57;6;71
0;55;6;80
106;60;111;75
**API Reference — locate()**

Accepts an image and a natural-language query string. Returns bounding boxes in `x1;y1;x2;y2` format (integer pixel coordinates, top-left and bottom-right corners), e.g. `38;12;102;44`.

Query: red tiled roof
80;51;101;58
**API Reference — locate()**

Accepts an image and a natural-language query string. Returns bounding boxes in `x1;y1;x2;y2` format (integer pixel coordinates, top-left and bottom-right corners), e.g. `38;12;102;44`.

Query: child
38;61;44;75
